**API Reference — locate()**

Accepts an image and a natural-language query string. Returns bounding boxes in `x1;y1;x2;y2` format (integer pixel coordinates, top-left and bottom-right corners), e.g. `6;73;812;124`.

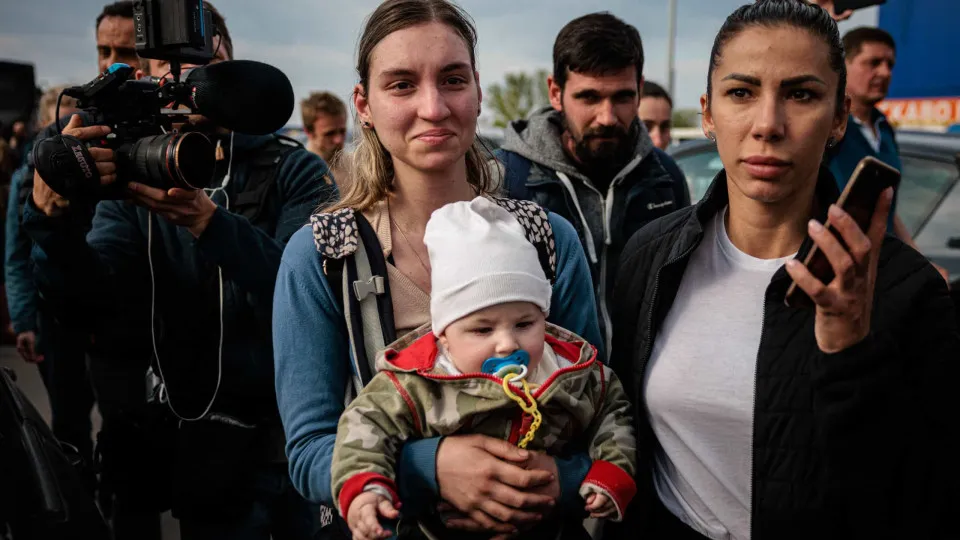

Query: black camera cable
55;89;67;133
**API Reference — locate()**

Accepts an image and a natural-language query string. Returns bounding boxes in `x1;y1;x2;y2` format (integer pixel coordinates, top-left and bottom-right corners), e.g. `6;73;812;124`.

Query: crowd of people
1;0;957;539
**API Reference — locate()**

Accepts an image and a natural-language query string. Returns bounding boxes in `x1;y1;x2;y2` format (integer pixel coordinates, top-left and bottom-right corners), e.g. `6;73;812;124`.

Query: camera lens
127;132;215;191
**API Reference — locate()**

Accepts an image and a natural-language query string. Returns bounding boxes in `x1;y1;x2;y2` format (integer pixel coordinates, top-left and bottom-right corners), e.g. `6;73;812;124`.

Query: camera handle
32;134;101;201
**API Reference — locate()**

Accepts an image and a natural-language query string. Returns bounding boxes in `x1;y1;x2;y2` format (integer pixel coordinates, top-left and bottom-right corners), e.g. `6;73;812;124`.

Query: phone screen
785;157;901;308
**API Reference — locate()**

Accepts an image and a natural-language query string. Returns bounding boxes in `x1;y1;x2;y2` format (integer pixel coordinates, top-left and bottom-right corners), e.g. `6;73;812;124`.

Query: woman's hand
517;450;561;501
786;188;893;353
436;434;557;535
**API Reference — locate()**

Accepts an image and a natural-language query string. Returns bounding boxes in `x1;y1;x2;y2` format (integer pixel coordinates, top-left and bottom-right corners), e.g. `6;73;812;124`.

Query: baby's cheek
457;353;487;374
525;340;547;372
445;338;491;374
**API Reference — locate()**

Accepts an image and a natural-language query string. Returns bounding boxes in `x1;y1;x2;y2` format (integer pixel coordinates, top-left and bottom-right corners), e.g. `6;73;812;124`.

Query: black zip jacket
606;168;960;539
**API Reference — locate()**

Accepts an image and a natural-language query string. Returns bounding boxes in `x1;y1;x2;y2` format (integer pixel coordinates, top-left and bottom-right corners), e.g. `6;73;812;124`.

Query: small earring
362;121;372;129
826;137;837;148
707;131;716;142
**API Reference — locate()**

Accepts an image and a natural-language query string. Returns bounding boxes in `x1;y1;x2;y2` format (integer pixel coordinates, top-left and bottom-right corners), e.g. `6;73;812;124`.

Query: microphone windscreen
186;60;294;135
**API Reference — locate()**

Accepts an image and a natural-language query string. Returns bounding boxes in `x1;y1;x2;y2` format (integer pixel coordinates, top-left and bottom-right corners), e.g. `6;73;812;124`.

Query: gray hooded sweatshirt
495;107;687;355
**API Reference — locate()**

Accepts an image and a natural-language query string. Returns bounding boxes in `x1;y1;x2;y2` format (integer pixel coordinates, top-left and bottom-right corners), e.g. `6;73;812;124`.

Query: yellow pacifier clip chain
502;372;542;449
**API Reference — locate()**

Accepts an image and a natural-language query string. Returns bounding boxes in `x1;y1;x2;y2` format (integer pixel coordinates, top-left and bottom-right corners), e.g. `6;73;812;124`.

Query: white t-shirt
643;208;795;540
851;114;882;153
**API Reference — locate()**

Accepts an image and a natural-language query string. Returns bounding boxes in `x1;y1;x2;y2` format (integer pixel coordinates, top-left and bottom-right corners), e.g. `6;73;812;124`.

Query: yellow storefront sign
878;97;960;129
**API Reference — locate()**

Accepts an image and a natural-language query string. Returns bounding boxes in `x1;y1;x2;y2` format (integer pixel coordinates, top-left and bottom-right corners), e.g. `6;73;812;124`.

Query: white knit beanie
425;197;552;336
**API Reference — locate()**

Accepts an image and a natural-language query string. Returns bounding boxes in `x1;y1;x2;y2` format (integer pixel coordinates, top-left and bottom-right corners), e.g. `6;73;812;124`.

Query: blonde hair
38;85;78;127
329;0;494;213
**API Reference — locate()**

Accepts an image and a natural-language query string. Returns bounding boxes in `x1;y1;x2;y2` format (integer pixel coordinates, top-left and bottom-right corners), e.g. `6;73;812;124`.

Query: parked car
478;127;505;151
670;127;708;146
668;131;960;281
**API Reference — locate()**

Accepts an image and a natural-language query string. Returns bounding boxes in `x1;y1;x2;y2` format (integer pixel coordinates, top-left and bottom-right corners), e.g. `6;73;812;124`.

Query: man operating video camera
22;2;335;538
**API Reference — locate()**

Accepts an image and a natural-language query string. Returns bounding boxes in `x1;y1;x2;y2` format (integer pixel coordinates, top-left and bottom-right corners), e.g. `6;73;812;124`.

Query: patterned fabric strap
311;208;360;260
490;197;558;284
309;197;557;283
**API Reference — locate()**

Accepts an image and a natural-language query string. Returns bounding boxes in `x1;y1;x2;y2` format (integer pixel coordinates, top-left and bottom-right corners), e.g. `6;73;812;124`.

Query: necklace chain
390;208;431;276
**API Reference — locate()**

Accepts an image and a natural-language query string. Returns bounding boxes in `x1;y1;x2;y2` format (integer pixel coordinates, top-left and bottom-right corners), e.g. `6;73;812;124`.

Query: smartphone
784;156;900;308
834;0;886;12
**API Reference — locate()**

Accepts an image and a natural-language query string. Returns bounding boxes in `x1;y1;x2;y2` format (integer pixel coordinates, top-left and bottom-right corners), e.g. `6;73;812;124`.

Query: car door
669;142;721;203
671;140;960;279
903;150;960;279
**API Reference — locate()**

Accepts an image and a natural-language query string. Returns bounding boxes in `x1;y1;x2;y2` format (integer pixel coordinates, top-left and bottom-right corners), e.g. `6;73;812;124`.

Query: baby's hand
347;491;400;540
584;492;616;519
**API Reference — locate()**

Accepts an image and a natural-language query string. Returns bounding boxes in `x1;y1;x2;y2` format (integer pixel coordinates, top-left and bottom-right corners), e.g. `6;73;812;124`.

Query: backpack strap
350;213;398;380
493;149;534;201
232;135;303;230
308;209;397;538
490;197;557;284
310;208;395;390
308;197;555;388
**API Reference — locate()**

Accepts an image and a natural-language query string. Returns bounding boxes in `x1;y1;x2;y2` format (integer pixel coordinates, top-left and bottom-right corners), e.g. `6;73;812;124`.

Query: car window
897;156;959;237
672;146;722;203
672;147;959;240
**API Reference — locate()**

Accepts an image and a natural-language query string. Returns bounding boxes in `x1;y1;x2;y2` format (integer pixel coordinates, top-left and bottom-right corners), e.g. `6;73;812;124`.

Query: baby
331;197;636;539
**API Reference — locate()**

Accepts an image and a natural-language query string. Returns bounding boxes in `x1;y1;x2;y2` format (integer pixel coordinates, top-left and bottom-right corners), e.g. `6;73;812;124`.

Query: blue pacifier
481;350;531;379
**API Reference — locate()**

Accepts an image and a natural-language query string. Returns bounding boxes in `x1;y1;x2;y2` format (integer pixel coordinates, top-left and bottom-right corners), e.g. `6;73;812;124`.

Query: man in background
638;80;673;151
301;91;348;191
96;1;140;73
827;27;949;283
24;2;330;538
6;85;79;372
9;4;166;538
493;13;691;356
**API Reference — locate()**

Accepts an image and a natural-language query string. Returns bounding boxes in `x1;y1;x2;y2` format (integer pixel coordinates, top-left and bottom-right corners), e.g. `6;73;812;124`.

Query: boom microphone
184;60;294;135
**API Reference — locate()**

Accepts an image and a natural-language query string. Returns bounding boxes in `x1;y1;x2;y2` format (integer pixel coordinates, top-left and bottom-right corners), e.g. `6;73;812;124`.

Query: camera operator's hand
33;115;118;217
15;331;44;364
127;183;218;237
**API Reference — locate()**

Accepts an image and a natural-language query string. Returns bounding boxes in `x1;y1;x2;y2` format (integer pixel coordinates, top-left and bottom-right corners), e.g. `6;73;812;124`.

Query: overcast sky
0;0;878;127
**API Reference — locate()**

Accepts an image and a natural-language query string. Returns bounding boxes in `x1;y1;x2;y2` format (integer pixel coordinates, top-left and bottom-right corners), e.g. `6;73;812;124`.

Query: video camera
33;0;294;202
134;0;216;65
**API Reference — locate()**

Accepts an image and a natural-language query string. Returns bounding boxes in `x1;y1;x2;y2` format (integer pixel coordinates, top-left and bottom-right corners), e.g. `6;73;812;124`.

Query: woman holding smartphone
609;1;960;539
